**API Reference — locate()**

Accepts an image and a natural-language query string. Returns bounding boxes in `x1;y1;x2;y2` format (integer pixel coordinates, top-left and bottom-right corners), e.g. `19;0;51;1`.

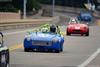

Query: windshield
69;18;80;24
81;13;91;17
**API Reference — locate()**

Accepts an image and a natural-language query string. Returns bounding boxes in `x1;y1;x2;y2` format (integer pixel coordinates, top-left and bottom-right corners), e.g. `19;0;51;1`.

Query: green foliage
12;0;41;12
26;0;41;12
40;0;51;4
0;4;18;12
40;0;87;8
0;0;42;12
12;0;22;10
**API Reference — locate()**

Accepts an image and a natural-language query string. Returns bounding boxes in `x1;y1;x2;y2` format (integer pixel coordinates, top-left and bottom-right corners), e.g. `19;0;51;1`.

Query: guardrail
0;16;60;31
42;5;86;14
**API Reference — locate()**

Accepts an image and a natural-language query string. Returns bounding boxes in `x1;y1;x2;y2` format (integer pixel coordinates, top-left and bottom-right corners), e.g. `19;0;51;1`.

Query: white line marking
4;30;27;35
3;27;39;35
78;48;100;67
3;28;36;35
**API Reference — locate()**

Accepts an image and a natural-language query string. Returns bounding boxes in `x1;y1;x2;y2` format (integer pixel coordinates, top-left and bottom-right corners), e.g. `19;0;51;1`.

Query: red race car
66;18;89;36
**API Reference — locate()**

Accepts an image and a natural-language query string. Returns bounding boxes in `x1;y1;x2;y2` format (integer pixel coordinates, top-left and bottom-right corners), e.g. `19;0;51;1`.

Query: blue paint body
24;32;64;52
78;12;92;22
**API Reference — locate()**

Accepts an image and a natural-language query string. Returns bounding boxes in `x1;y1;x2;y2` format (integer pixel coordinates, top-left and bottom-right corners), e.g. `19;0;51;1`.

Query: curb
0;16;60;31
97;20;100;26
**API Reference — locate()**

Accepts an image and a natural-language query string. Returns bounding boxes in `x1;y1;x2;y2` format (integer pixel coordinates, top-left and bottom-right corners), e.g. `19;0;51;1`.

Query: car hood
26;32;60;41
81;14;91;17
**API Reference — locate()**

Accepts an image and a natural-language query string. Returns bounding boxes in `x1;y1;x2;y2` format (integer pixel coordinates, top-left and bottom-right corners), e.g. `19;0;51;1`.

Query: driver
50;24;57;33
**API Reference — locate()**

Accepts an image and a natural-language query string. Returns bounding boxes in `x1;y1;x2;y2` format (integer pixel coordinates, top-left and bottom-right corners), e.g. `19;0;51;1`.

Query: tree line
0;0;98;12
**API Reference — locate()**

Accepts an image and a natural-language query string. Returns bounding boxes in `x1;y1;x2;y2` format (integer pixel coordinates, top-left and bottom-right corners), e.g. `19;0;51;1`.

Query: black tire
67;30;70;36
24;48;29;52
55;50;60;53
85;30;89;36
51;49;59;53
60;45;63;52
52;49;60;53
1;52;9;67
81;34;83;36
60;48;63;52
48;49;52;52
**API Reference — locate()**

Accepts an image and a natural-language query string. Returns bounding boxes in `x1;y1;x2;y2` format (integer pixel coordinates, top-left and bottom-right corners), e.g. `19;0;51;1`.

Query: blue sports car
78;11;92;22
24;24;64;53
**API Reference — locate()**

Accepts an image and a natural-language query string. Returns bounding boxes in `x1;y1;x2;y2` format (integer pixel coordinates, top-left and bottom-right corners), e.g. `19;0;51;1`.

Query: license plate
75;27;80;29
32;41;51;46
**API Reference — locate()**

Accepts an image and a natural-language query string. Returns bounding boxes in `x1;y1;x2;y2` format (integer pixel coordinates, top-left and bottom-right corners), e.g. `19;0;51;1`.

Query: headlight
26;37;31;41
52;38;59;43
83;27;87;29
25;35;32;41
68;25;73;28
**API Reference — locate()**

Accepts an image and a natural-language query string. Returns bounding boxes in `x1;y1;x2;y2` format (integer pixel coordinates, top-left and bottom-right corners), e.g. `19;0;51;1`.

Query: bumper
67;28;88;34
24;40;63;50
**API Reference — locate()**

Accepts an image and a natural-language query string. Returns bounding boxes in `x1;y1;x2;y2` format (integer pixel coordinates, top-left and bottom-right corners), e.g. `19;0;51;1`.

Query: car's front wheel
52;49;60;53
85;30;89;36
55;50;60;53
60;45;63;52
67;29;70;36
24;48;29;52
60;48;63;52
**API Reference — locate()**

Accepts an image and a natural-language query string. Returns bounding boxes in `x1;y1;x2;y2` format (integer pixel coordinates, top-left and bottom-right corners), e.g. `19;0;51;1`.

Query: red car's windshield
69;18;80;24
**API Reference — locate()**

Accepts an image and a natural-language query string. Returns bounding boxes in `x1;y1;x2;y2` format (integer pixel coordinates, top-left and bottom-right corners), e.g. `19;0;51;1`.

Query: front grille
73;30;81;32
32;41;52;46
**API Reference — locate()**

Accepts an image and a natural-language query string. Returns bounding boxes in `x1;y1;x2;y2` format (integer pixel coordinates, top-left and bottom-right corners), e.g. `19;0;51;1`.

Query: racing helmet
50;24;56;33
